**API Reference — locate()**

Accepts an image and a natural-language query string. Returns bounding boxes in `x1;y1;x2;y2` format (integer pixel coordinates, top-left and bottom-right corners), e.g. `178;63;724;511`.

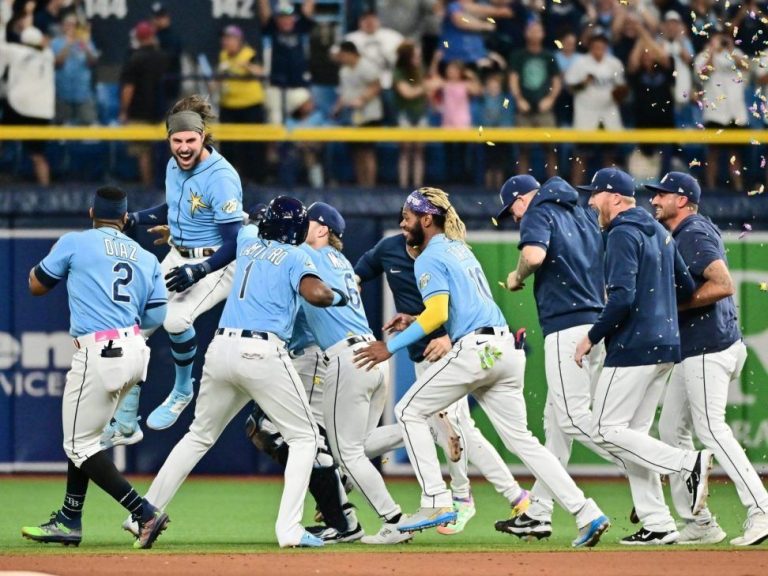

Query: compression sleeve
134;203;169;225
386;294;449;354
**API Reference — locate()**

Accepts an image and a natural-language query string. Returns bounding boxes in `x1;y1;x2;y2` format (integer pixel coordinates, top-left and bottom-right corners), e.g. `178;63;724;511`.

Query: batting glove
330;287;349;307
165;263;210;293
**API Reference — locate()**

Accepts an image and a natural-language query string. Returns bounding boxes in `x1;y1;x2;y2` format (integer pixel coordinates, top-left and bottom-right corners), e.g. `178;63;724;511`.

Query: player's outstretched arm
126;203;169;230
299;275;345;307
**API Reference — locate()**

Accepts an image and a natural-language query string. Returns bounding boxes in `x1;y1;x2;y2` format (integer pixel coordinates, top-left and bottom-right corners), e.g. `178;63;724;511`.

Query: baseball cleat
361;522;413;544
437;494;476;535
286;531;324;548
434;412;462;463
101;418;144;449
494;513;552;540
307;523;364;544
572;514;610;548
22;511;82;546
122;515;140;538
677;520;726;544
397;507;457;533
620;528;679;545
685;449;714;515
730;513;768;546
133;509;170;549
147;390;194;430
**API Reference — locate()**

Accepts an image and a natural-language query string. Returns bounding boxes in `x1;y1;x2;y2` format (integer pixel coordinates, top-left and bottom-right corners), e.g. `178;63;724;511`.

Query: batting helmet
259;196;309;245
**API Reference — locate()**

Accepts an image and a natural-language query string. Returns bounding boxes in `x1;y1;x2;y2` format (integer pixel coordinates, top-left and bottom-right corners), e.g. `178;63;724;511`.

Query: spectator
485;0;531;64
651;0;689;25
538;0;587;45
259;0;315;124
5;0;35;44
438;0;497;68
554;30;578;126
119;21;170;186
730;0;768;57
0;26;54;185
345;9;403;125
626;23;674;178
217;24;266;183
658;10;694;127
430;57;482;182
33;0;66;39
565;29;627;184
150;2;182;106
281;87;328;188
377;0;436;42
480;70;512;189
693;30;750;189
578;0;627;46
308;21;340;118
333;40;382;186
508;20;561;179
51;13;97;125
689;0;721;54
612;10;643;65
393;40;429;188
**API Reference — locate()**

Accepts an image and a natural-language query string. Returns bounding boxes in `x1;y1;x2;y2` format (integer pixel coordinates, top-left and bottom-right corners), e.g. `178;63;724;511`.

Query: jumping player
22;187;169;549
355;187;611;548
103;95;243;444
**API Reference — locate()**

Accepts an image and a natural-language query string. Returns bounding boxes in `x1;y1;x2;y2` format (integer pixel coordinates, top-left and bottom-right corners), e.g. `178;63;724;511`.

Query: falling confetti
491;217;498;227
498;281;507;289
443;41;449;48
689;159;702;167
554;39;564;49
487;17;495;24
730;155;737;165
486;141;496;147
748;184;765;196
760;282;768;292
761;155;766;168
503;97;510;109
738;223;753;239
479;125;484;137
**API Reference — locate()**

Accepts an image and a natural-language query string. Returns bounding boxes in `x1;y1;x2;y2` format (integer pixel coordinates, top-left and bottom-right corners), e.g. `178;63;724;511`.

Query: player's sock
79;451;144;516
169;327;196;395
60;459;89;523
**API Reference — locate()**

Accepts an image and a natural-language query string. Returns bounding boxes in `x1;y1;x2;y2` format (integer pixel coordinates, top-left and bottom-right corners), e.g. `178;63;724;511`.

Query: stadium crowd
1;0;767;189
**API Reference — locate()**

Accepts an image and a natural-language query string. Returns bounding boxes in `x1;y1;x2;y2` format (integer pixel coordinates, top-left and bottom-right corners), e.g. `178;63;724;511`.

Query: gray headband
167;111;205;135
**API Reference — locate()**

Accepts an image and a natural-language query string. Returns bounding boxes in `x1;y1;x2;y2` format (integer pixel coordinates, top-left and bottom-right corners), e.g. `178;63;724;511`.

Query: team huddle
20;95;768;550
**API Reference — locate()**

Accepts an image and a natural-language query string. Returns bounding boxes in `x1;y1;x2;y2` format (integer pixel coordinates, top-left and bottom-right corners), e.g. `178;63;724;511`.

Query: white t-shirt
565;53;625;130
339;56;383;125
662;37;694;105
693;48;748;126
0;44;55;119
345;27;404;89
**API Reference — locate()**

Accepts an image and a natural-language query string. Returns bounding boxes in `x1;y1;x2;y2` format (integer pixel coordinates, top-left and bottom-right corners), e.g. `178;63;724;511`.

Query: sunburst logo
189;191;209;215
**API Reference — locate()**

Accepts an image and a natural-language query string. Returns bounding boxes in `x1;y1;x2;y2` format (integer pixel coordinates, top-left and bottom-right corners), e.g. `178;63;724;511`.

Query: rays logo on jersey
419;273;431;290
189;191;209;215
222;199;239;214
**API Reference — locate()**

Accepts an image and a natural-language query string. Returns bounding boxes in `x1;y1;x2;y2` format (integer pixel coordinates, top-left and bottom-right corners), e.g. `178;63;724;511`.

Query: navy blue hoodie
588;207;695;367
519;177;605;336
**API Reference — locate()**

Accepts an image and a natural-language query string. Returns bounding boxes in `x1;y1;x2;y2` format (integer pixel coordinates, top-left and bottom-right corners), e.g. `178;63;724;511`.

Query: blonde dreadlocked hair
417;187;467;242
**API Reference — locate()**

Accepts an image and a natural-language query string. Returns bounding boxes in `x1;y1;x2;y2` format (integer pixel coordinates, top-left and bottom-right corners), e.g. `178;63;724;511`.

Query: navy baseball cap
308;202;346;238
577;167;635;197
495;175;541;221
644;171;701;204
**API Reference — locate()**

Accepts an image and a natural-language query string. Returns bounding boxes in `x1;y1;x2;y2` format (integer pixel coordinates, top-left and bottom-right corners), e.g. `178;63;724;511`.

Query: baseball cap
308;202;346;238
663;10;682;21
495;175;541;221
285;87;312;116
577;167;635;197
151;2;168;16
133;21;155;42
223;24;243;38
644;171;701;204
277;2;295;15
588;27;610;43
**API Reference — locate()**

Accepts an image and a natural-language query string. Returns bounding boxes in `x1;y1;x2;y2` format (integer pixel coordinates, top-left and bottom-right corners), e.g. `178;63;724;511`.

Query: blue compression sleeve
386;322;427;354
134;204;169;225
201;221;242;273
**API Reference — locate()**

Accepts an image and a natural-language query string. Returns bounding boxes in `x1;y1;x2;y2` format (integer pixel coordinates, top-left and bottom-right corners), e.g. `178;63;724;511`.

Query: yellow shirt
219;45;265;109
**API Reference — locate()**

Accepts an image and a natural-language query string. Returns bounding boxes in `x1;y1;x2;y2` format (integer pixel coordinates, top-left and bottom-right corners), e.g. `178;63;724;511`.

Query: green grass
0;475;756;554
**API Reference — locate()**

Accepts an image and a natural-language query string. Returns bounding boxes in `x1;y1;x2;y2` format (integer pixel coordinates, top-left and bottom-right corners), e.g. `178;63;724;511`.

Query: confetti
498;281;507;289
479;125;484;137
554;39;564;49
487;17;495;23
730;155;737;165
760;282;768;292
491;217;498;227
738;223;753;239
443;41;449;48
486;141;496;147
502;97;510;109
748;184;765;196
761;155;766;168
689;158;701;167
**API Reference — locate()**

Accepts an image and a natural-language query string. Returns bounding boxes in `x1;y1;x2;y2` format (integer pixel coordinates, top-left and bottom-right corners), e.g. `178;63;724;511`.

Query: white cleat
360;522;413;545
730;513;768;546
677;520;726;544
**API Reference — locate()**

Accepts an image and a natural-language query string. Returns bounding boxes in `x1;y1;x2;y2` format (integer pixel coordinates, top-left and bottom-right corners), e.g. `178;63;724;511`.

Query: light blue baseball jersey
165;147;243;248
300;244;371;351
39;228;167;337
415;234;507;341
288;308;317;353
218;226;319;341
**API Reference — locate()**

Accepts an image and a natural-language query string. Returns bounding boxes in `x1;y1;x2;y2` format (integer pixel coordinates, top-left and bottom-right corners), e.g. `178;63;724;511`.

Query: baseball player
496;174;618;539
22;187;169;550
103;95;243;443
354;229;531;535
125;196;349;548
355;187;610;548
300;202;412;545
650;172;768;546
574;168;710;545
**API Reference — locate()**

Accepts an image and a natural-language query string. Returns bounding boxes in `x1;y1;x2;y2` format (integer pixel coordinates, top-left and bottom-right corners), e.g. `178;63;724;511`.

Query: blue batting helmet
258;196;309;245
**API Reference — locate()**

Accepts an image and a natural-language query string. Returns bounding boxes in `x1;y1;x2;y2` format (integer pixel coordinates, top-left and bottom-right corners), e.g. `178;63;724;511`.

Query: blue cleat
397;507;458;533
572;514;610;548
296;530;325;547
147;390;194;430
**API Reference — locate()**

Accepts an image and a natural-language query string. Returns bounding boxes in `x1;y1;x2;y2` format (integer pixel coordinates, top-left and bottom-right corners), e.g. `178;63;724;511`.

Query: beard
173;147;203;170
405;221;425;247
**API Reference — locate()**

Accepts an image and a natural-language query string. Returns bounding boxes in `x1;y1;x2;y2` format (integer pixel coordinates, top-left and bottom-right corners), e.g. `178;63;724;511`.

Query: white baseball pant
659;341;768;522
290;345;326;426
142;332;321;547
395;329;602;527
63;328;149;466
592;363;700;532
323;336;402;521
527;325;617;520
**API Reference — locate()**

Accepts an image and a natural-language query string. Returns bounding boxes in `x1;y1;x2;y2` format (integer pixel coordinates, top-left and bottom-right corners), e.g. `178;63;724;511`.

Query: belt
473;326;509;337
323;334;375;359
215;328;283;344
74;325;140;349
175;246;217;258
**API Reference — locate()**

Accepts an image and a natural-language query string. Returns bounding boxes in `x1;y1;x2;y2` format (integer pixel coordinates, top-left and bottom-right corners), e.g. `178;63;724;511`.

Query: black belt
216;328;269;340
345;335;369;346
474;327;497;335
176;247;215;258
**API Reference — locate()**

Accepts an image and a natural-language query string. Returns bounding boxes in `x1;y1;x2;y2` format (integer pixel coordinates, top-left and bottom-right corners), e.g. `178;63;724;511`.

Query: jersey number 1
112;262;134;303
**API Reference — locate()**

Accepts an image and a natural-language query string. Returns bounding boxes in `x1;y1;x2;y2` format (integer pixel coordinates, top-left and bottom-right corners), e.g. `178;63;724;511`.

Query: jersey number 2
112;262;134;303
